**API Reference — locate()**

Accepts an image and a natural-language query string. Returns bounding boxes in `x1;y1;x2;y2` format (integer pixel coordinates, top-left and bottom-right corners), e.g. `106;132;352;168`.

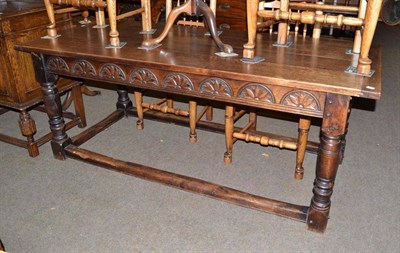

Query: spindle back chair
243;0;382;76
43;0;153;48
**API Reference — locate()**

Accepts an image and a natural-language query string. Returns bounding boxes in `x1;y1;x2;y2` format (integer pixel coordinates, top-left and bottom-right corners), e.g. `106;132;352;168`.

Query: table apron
44;55;326;118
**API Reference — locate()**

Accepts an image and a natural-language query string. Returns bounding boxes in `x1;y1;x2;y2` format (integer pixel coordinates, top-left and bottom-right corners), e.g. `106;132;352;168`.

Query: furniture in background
43;0;154;48
0;0;86;157
243;0;382;76
216;0;247;30
141;0;234;54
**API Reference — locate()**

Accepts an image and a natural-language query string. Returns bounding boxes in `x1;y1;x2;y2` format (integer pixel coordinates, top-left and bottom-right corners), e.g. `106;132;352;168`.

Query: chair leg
71;85;87;128
134;90;144;130
249;112;257;131
295;117;311;180
43;0;58;37
19;110;39;157
189;101;197;143
224;105;235;164
167;99;174;109
243;0;259;59
356;0;383;75
106;0;121;47
141;0;153;32
206;105;213;121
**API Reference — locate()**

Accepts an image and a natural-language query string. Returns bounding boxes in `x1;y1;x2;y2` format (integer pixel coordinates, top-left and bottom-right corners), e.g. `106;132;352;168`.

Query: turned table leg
116;86;133;114
307;93;351;233
33;54;71;160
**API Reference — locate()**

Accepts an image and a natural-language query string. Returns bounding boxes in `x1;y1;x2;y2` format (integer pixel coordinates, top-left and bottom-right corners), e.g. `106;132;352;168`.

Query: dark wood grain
65;144;309;222
23;18;381;232
16;21;381;100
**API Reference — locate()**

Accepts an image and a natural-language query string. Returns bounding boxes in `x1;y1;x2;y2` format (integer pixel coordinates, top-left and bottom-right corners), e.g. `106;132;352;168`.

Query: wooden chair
43;0;154;48
243;0;382;75
0;80;86;157
225;0;381;180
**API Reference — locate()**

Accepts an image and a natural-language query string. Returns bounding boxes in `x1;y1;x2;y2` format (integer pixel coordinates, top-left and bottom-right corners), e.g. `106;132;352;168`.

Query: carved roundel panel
72;60;96;76
46;57;69;72
238;83;275;103
162;73;194;91
129;68;158;86
99;63;126;81
281;91;320;111
199;78;233;97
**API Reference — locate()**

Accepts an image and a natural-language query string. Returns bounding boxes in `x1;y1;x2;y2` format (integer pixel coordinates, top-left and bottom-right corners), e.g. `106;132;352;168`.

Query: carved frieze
129;68;158;86
281;91;320;111
162;73;194;91
99;63;126;81
238;83;275;103
199;78;233;97
46;57;69;72
71;60;96;77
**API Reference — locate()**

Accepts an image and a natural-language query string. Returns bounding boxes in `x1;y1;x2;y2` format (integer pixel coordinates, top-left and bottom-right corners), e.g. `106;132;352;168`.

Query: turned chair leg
356;0;383;75
189;100;198;143
43;0;58;37
224;105;235;164
134;90;144;130
141;0;153;33
18;110;39;157
295;117;311;180
106;0;121;47
243;0;259;59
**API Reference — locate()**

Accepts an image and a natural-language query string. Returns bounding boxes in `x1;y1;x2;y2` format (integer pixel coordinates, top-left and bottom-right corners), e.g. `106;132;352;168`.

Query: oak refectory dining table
15;20;381;233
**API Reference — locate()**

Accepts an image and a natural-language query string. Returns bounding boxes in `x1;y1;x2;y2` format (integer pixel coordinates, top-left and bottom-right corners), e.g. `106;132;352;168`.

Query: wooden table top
16;20;381;100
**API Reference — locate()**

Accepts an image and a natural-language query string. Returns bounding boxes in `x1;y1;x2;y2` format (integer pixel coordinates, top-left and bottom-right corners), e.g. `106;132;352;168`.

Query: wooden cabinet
0;0;86;156
0;0;74;107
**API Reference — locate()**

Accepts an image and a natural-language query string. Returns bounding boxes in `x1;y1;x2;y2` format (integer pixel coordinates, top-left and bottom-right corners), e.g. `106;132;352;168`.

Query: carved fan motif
99;64;126;81
72;60;96;76
238;83;274;103
46;57;69;72
162;73;194;91
281;91;320;111
129;68;158;86
199;78;233;97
